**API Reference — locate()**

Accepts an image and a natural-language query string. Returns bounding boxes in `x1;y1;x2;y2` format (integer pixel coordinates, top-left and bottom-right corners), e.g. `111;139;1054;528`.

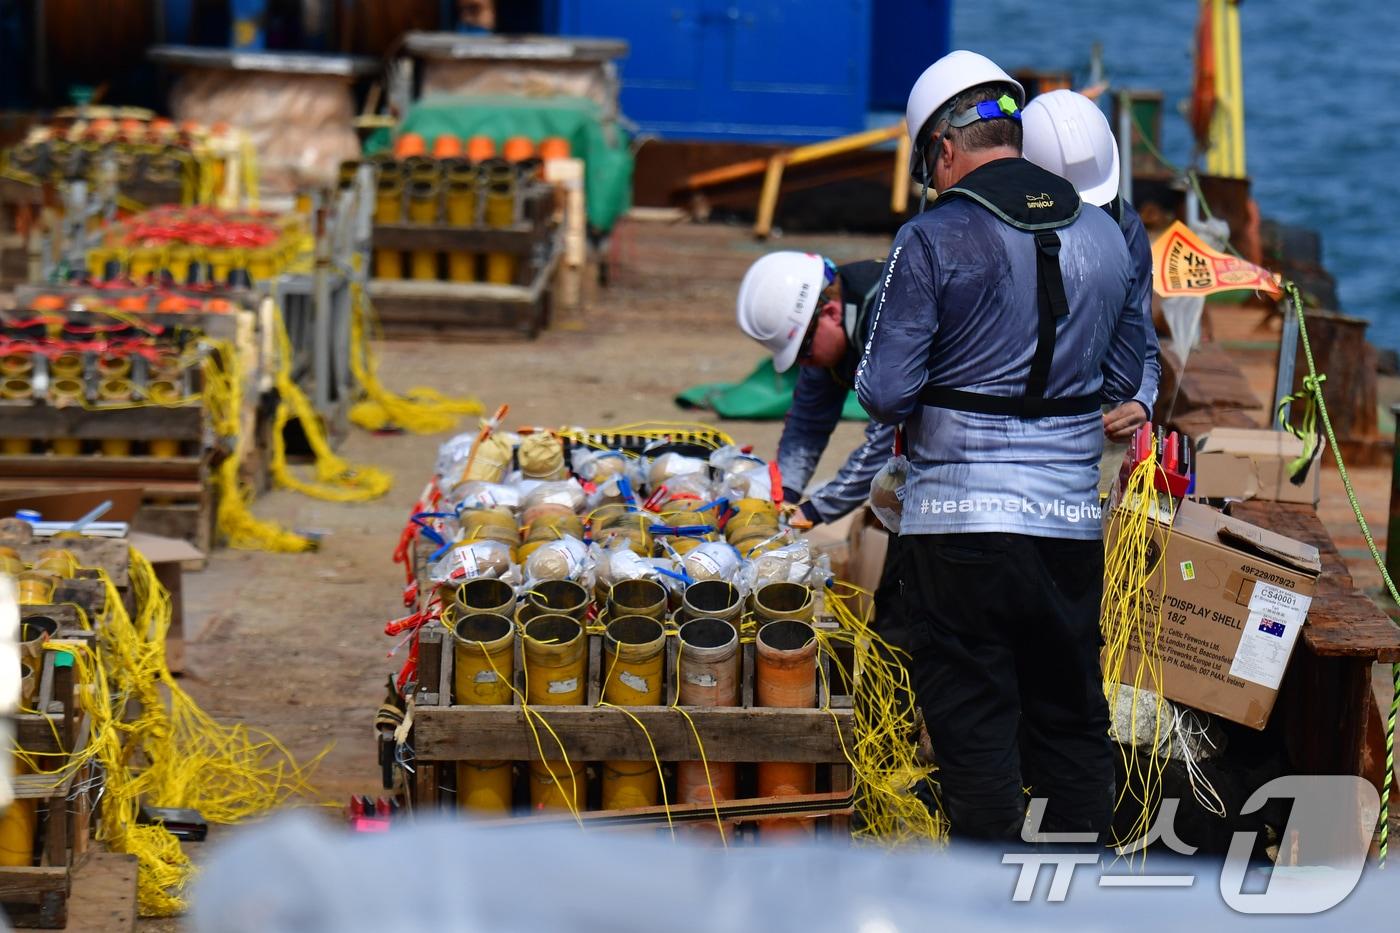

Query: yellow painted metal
1204;0;1246;178
529;759;586;813
457;760;512;813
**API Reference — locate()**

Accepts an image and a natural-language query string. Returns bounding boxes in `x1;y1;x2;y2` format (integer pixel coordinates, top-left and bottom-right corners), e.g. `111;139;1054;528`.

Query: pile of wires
16;548;323;915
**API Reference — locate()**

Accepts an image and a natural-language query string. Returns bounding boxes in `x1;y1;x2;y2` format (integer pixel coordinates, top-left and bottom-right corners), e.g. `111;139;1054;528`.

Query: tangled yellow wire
346;285;484;435
14;548;325;915
1100;440;1173;855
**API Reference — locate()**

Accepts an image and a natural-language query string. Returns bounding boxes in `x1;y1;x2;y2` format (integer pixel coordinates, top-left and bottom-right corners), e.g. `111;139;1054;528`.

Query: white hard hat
736;251;826;373
1021;89;1120;207
905;50;1024;176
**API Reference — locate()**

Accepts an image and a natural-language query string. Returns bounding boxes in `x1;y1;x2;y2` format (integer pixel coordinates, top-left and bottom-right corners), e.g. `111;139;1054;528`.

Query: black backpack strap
1024;230;1067;405
917;228;1098;419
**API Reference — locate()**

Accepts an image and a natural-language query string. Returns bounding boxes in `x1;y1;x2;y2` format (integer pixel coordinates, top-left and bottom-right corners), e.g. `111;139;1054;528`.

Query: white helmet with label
905;50;1024;177
735;251;826;373
1021;89;1120;207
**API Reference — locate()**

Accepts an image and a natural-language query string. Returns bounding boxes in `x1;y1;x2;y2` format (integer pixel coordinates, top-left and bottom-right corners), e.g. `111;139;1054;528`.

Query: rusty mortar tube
676;616;741;838
755;619;819;837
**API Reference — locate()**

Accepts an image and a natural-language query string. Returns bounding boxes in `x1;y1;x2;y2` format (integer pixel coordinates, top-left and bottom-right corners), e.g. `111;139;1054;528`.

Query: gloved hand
869;455;907;533
785;500;823;530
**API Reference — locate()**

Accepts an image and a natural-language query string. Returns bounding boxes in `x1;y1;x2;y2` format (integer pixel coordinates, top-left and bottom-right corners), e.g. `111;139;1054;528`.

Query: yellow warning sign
1152;220;1282;298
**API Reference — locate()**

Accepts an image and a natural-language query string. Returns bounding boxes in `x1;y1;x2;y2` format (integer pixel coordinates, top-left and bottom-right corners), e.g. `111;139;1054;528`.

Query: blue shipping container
553;0;950;143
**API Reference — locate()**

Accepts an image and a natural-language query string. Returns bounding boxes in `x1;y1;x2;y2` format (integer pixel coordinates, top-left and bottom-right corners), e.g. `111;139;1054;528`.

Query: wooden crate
404;620;855;831
0;447;212;556
4;656;99;930
368;184;561;340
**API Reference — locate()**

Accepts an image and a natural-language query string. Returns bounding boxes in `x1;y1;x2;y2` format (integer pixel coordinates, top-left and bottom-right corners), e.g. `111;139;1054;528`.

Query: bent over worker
736;252;921;656
855;51;1146;842
737;251;889;527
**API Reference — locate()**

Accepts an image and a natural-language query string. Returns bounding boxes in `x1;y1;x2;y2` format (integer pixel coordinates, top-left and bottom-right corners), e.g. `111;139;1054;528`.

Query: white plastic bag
869;455;907;533
523;535;594;588
428;540;515;586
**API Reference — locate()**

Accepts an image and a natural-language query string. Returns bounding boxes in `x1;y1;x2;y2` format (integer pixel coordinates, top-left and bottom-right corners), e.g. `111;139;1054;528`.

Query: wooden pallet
404;620;854;832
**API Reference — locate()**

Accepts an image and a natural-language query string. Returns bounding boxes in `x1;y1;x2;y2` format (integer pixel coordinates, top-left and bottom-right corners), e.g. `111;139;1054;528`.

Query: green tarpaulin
365;94;633;232
676;358;868;421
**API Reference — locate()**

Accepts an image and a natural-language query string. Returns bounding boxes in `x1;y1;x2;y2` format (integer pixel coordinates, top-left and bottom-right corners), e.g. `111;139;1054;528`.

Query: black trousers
900;532;1114;842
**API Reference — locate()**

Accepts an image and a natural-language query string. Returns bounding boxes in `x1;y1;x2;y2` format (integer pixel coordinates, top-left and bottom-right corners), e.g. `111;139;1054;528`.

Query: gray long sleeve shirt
775;260;893;523
1117;200;1161;416
855;170;1145;540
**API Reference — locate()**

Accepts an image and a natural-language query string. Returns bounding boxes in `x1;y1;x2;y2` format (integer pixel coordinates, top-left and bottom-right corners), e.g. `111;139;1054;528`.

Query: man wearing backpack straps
856;51;1146;843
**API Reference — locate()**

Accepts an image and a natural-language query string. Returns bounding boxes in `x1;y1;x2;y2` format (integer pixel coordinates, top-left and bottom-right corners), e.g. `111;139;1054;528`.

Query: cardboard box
1192;428;1321;505
1109;499;1320;729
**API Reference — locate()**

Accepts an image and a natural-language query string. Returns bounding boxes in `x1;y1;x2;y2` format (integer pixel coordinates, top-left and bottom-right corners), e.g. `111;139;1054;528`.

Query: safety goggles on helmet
914;94;1022;211
948;94;1022;128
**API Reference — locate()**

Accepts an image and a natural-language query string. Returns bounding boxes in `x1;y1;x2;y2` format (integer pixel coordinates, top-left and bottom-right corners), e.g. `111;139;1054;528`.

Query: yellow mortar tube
483;178;517;285
374;174;404;279
600;615;666;810
523;614;588;812
407;179;440;280
0;753;35;866
2;376;33;453
452;612;516;813
444;168;479;282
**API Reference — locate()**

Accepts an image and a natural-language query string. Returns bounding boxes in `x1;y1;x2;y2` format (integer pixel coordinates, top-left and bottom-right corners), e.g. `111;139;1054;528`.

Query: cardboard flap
128;532;205;564
1198;428;1305;457
1215;522;1321;575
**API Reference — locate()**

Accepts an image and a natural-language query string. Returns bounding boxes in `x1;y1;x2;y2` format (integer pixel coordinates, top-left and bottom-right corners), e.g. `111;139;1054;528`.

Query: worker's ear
821;300;843;321
938;135;954;168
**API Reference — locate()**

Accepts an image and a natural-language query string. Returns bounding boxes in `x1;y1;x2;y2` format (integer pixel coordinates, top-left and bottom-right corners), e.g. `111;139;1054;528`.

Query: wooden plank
16;714;64;755
0;403;203;441
0;539;129;588
367;278;538;304
20;605;82;631
0;454;203;482
64;852;136;933
132;493;216;555
1229;501;1400;661
414;705;853;763
0;478;204;501
372;222;549;255
0;867;71;899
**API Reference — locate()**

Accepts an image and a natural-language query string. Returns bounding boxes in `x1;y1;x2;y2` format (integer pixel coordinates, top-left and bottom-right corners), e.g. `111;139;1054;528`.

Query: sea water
956;0;1400;349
